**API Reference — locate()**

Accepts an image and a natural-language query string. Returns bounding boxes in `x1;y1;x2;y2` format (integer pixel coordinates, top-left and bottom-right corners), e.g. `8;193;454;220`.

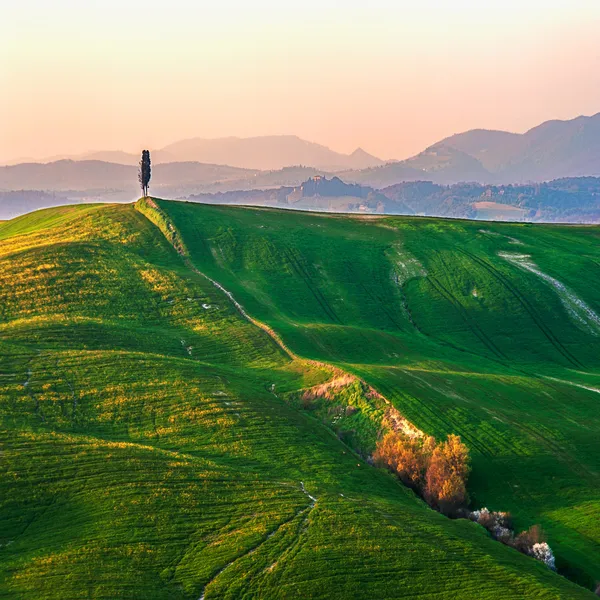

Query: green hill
0;200;597;598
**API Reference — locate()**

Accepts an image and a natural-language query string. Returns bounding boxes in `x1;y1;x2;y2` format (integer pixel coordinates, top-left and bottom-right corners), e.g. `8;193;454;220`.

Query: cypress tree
138;150;151;197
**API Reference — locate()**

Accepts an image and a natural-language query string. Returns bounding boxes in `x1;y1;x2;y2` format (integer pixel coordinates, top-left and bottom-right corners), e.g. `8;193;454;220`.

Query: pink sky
1;0;600;163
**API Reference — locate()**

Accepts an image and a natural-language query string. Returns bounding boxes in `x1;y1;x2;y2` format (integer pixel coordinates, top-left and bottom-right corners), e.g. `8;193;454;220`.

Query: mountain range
347;112;600;187
6;135;385;172
2;112;600;219
3;113;599;181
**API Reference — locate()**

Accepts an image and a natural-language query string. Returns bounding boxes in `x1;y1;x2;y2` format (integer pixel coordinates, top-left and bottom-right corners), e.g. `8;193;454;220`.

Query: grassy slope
158;199;600;590
1;203;590;598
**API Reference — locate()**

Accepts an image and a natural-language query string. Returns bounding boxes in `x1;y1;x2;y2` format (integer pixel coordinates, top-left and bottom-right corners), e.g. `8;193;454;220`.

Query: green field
0;199;598;598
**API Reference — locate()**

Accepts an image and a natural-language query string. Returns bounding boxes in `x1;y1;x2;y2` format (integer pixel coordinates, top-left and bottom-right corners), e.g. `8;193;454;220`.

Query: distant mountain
155;135;384;171
437;112;600;182
22;136;385;171
339;163;428;188
339;144;496;188
4;113;600;199
0;190;78;220
402;145;492;181
342;112;600;188
0;160;338;209
344;147;385;169
0;160;136;192
79;150;141;165
436;129;524;172
0;160;258;195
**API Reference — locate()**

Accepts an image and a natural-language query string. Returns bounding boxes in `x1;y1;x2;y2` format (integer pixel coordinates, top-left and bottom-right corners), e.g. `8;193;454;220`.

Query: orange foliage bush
425;434;471;515
374;431;470;515
373;432;431;489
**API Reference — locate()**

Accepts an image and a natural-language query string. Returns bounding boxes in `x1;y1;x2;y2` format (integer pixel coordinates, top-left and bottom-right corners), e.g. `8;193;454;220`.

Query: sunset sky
2;0;600;163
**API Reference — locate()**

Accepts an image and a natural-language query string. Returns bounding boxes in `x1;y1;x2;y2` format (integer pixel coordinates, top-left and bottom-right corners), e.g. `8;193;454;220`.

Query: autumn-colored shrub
424;434;471;515
373;432;435;490
373;431;470;515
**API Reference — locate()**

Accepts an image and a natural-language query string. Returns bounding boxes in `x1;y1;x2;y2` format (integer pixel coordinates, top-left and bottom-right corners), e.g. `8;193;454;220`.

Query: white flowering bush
532;542;556;570
469;509;556;570
469;508;512;540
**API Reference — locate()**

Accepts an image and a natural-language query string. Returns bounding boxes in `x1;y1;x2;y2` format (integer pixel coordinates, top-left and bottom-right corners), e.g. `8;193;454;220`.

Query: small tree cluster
373;431;470;515
469;511;556;570
425;434;471;514
469;508;513;542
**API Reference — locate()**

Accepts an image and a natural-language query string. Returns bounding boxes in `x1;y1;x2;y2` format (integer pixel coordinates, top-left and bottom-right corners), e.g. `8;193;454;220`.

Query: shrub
424;434;470;515
531;542;556;571
373;432;428;490
374;431;470;515
511;525;544;555
470;508;513;541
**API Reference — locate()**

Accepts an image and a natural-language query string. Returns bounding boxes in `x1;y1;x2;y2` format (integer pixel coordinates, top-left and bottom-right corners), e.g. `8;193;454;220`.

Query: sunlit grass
0;202;596;598
161;199;600;590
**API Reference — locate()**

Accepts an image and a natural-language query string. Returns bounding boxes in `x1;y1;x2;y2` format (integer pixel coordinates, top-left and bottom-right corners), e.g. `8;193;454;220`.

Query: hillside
181;176;600;223
0;201;597;598
157;200;600;591
188;176;395;214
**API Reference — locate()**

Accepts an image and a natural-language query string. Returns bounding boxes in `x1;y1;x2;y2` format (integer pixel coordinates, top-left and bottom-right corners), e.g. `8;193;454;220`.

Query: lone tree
138;150;151;197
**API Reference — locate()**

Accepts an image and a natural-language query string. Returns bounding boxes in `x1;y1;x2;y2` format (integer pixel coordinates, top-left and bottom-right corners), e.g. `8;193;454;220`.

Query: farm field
0;200;598;598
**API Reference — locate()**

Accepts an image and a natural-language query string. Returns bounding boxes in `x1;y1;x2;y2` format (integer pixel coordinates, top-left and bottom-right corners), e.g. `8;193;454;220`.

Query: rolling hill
153;199;600;591
0;199;599;597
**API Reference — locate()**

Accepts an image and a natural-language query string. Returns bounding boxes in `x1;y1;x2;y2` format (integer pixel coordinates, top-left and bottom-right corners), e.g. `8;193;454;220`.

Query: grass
0;200;596;598
156;199;600;591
